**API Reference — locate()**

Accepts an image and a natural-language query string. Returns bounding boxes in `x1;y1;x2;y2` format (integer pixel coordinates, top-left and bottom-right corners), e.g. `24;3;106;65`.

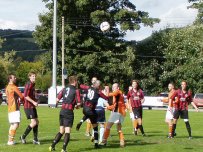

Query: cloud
125;2;198;41
0;0;46;30
159;3;197;27
0;19;37;30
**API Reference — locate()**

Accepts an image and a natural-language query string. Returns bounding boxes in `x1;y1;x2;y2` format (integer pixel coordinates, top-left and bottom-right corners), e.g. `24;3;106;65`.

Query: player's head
94;80;101;89
181;80;187;91
69;75;77;85
132;80;140;89
91;77;97;85
28;71;36;83
168;82;175;91
112;83;119;91
8;74;16;84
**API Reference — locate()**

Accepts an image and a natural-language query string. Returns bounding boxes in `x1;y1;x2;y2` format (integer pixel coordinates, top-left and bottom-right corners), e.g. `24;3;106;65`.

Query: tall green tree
33;0;159;85
159;25;203;93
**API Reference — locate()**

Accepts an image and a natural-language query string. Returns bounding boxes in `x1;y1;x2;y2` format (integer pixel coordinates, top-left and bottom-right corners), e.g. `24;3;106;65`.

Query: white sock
99;127;105;142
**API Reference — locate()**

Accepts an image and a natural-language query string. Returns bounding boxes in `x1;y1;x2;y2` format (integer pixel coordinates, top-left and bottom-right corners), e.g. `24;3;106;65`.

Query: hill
0;29;47;61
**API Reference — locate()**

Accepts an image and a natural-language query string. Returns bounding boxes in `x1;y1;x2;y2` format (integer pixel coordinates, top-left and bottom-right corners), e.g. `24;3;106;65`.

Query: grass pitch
0;105;203;152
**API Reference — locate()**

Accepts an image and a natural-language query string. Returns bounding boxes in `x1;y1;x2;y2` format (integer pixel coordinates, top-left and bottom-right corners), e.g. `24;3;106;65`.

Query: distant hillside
0;29;47;61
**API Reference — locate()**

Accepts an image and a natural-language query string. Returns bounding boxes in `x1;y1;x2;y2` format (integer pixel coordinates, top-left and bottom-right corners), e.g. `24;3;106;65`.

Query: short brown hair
28;71;36;77
8;73;15;82
69;76;77;84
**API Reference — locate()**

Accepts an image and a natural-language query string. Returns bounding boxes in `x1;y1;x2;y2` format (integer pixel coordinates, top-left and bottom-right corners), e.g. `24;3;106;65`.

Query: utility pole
48;0;57;107
61;16;65;88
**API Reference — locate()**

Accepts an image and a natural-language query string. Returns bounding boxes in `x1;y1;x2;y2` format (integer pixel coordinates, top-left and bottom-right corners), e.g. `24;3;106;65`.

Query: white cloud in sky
125;1;198;41
0;0;46;30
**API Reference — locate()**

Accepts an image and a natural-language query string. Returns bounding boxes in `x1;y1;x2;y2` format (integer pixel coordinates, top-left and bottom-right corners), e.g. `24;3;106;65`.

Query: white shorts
8;111;21;123
129;112;134;120
108;112;124;124
165;110;173;122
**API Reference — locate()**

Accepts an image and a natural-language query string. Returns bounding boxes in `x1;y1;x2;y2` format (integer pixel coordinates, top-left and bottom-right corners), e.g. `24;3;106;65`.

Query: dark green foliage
33;0;159;88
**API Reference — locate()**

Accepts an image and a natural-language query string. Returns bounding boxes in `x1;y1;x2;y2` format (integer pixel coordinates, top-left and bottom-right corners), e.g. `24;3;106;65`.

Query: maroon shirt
127;89;144;108
57;85;81;111
171;89;192;110
24;81;36;109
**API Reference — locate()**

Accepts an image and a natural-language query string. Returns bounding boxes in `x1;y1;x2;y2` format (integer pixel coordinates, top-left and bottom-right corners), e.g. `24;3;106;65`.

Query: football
100;21;110;32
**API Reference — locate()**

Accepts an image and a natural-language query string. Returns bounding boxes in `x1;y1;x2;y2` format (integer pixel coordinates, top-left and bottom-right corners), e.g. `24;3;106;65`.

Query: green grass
0;105;203;152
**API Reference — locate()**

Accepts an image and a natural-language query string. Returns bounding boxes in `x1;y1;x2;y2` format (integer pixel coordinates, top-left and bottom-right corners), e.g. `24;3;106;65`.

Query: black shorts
173;109;189;119
95;107;106;123
83;106;98;124
24;108;38;119
59;114;74;127
132;107;143;119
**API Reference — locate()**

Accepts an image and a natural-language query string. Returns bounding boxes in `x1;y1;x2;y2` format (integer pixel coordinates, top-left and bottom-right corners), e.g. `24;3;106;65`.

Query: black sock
185;121;191;137
93;126;98;143
51;132;63;148
172;124;176;137
22;125;32;139
33;125;38;141
138;125;145;135
62;133;70;151
82;115;88;122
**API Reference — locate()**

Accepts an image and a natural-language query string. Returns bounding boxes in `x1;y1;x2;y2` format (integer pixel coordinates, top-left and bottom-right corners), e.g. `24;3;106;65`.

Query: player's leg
98;123;105;144
92;123;100;148
49;126;64;151
136;108;145;136
61;112;74;152
168;119;173;138
32;118;40;144
76;115;88;131
20;109;33;143
165;109;173;138
62;127;71;152
8;123;19;145
130;112;137;134
8;111;20;145
171;110;179;137
102;112;119;145
117;123;125;147
85;119;92;136
182;110;192;139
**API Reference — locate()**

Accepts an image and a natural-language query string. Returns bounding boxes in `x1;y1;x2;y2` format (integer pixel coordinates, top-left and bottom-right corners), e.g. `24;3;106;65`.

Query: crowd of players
4;73;199;152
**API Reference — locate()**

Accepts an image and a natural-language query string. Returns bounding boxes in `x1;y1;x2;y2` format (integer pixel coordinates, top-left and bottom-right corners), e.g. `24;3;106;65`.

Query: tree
33;0;159;85
16;61;48;87
188;0;203;24
159;25;203;93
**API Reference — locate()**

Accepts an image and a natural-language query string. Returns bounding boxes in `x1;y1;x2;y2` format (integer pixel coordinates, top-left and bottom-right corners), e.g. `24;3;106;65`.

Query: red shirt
24;81;36;109
127;89;144;108
171;89;192;110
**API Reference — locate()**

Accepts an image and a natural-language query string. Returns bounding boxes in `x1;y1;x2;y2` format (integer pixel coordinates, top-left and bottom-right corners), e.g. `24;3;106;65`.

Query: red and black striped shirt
24;81;36;109
127;89;144;108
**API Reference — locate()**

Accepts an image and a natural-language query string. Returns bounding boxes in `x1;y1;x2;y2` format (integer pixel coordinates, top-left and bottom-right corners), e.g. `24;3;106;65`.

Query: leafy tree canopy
33;0;159;86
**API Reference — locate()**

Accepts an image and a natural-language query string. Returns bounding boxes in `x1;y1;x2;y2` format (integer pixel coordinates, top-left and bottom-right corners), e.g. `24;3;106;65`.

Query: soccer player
6;74;24;145
76;77;97;131
20;71;40;145
170;81;199;139
82;80;112;148
49;76;81;152
101;83;126;148
90;87;110;144
126;86;138;134
160;83;176;138
127;80;145;136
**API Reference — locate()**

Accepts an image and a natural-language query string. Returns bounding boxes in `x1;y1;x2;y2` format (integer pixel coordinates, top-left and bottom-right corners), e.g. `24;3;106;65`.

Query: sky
0;0;198;41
